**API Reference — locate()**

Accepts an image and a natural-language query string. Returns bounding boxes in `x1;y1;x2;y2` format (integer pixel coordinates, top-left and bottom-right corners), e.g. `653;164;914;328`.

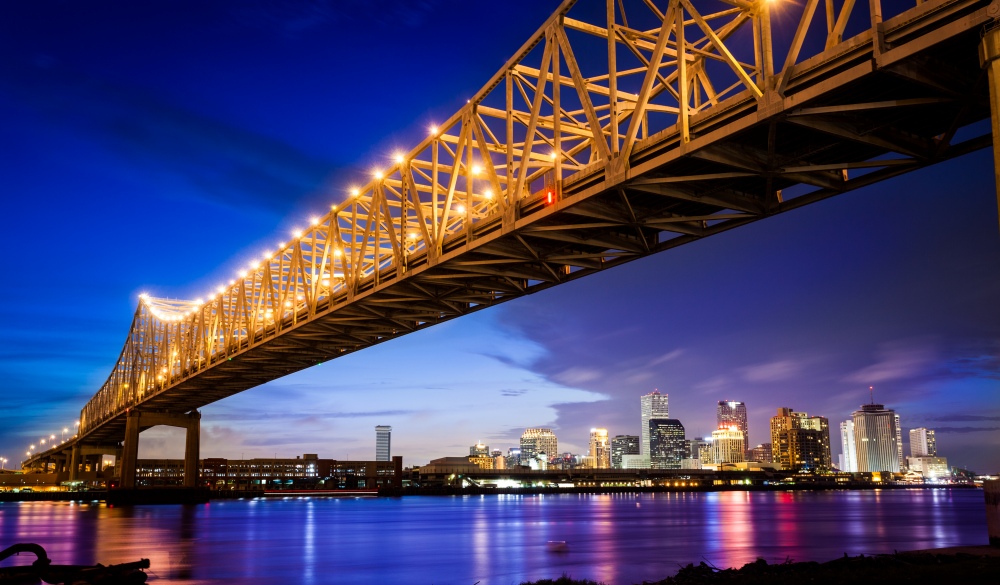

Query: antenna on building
869;386;874;404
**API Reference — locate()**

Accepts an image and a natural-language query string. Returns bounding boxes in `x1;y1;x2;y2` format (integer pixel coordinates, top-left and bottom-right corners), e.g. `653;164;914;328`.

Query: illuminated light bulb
217;286;225;294
394;153;405;164
195;298;204;305
284;301;292;308
239;271;248;279
429;125;438;135
229;279;236;286
139;292;149;299
297;294;304;301
351;188;359;197
484;189;493;199
471;165;482;176
321;278;331;287
331;205;337;211
550;151;558;160
333;248;343;257
456;204;466;214
374;170;383;180
252;262;261;270
311;216;320;226
407;232;417;240
293;230;303;238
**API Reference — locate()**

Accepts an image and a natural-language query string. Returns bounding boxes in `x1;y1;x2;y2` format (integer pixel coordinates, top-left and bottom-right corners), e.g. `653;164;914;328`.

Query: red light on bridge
546;190;554;205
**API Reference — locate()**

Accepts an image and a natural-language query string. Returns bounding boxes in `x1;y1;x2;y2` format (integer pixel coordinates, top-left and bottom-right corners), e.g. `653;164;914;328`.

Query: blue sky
1;0;997;471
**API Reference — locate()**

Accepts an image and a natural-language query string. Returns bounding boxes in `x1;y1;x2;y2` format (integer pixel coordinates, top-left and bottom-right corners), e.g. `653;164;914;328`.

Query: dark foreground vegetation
521;551;1000;585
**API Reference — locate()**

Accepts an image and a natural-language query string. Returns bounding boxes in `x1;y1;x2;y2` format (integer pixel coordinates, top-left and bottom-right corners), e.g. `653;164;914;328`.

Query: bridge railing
80;0;939;434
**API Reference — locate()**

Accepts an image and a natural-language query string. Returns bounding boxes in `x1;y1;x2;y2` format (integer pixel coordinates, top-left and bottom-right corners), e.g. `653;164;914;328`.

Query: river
0;488;987;584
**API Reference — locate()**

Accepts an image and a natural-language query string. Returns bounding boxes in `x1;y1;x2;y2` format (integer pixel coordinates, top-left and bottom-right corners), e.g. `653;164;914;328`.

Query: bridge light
456;204;465;214
195;298;204;305
429;125;438;136
484;189;493;199
471;165;482;176
311;216;320;226
394;153;405;164
350;188;359;198
550;151;557;160
333;248;343;257
374;170;383;180
217;286;225;294
239;270;248;279
293;230;303;239
229;280;236;286
546;190;554;205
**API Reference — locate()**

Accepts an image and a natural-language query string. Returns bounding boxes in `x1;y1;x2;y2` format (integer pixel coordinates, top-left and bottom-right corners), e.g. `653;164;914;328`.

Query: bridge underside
65;1;992;450
19;0;980;466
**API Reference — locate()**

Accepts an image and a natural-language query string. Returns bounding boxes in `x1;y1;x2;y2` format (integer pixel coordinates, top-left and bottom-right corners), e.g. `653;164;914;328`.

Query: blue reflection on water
0;489;987;584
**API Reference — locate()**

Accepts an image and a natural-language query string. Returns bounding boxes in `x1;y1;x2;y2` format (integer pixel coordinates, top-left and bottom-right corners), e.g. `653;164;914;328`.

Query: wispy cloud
553;367;602;386
741;359;801;382
924;414;1000;422
845;339;937;383
932;426;1000;434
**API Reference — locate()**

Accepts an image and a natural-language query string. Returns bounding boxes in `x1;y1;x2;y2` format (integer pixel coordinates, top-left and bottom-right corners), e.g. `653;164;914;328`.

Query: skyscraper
840;420;858;472
375;425;392;462
640;391;669;457
610;435;639;469
589;428;610;469
909;428;937;457
769;407;832;472
711;427;745;464
520;428;558;464
469;442;490;457
649;419;686;469
851;403;903;472
717;400;748;444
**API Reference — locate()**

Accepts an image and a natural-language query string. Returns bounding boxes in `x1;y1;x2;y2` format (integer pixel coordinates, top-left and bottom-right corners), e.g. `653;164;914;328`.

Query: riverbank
0;482;982;503
523;549;1000;585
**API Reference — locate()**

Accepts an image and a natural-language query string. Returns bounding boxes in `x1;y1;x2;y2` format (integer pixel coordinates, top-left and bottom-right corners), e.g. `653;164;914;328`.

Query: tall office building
769;407;832;472
851;403;903;472
717;400;748;444
640;391;669;457
469;442;490;457
748;443;772;464
589;428;611;469
711;427;745;464
649;419;686;469
909;428;937;457
520;428;558;463
840;420;858;472
610;435;640;469
688;437;712;464
505;447;522;469
375;425;392;462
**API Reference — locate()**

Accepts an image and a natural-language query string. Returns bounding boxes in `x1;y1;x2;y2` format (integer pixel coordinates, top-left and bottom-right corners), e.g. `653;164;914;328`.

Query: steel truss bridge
25;0;1000;479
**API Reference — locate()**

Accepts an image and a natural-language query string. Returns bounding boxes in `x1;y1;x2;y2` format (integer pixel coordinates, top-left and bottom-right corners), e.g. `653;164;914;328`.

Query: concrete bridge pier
119;410;201;489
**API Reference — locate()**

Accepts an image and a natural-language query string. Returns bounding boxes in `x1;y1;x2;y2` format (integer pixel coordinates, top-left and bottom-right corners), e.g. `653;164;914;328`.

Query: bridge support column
68;443;80;481
980;23;1000;232
119;410;201;489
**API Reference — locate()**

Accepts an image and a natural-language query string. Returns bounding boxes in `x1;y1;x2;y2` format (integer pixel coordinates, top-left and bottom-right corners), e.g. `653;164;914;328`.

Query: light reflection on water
0;489;987;585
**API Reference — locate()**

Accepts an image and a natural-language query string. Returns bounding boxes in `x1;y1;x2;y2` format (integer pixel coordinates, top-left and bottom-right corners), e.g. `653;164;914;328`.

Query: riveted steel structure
26;0;998;477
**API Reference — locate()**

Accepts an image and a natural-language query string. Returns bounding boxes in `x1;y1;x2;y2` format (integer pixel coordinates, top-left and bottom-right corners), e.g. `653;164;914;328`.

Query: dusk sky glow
1;0;998;472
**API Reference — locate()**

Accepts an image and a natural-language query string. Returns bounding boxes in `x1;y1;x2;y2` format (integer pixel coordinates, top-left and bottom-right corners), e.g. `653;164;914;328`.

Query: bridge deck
27;0;993;457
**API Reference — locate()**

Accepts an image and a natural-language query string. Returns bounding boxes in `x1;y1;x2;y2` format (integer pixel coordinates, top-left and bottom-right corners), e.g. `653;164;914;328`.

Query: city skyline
1;0;999;472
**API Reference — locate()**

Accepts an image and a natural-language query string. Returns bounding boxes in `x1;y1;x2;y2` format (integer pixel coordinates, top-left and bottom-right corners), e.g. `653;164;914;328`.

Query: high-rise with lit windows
711;427;745;464
375;425;392;462
589;428;610;469
717;400;748;443
640;391;669;458
649;419;686;469
909;428;937;457
610;435;639;469
770;407;832;472
851;403;903;472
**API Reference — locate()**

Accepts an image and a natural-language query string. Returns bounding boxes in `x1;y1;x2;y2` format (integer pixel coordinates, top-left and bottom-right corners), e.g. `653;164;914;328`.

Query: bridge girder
62;0;993;447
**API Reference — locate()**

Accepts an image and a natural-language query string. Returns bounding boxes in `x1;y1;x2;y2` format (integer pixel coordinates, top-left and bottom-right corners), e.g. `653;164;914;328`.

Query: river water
0;489;987;584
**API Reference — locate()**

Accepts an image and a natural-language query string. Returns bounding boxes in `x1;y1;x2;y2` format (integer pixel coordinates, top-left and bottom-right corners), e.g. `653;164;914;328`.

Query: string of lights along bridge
24;0;1000;487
